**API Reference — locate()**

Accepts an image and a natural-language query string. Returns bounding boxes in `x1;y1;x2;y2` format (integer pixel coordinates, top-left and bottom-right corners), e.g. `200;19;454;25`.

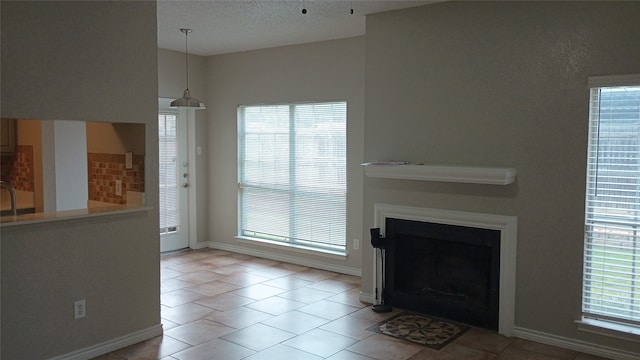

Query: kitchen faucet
0;181;17;215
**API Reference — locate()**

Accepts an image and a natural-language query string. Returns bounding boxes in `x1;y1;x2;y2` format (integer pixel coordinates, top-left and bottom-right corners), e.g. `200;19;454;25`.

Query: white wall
364;1;640;356
41;120;88;212
205;37;365;274
0;1;160;359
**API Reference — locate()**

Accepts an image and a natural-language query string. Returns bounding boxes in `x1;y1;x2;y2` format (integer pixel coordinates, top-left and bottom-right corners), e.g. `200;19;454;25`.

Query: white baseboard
206;241;361;276
513;326;640;360
359;291;375;305
342;301;640;360
48;324;163;360
190;241;211;250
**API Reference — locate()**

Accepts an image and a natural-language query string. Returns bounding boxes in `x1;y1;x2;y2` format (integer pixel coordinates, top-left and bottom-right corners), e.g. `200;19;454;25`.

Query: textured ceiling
157;0;435;56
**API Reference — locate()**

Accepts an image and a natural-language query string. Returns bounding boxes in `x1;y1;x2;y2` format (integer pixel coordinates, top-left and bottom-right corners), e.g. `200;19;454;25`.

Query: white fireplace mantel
362;163;517;185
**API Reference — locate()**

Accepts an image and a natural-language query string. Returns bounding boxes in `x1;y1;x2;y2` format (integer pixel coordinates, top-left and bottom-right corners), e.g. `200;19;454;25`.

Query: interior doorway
159;103;190;252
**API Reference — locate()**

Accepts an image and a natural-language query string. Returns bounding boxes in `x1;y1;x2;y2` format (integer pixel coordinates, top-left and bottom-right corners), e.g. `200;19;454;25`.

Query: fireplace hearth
385;218;501;330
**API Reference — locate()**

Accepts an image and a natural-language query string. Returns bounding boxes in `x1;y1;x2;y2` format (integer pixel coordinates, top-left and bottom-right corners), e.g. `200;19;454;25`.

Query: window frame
158;110;179;235
236;101;348;257
579;74;640;341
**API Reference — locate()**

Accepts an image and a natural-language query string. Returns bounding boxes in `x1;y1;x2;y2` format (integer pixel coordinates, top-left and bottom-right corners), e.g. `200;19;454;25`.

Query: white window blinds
159;112;179;234
238;102;347;253
583;82;640;327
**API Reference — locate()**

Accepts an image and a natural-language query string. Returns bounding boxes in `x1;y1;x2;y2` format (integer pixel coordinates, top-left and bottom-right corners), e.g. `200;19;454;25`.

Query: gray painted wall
1;1;160;359
205;37;366;273
6;0;634;357
363;1;640;353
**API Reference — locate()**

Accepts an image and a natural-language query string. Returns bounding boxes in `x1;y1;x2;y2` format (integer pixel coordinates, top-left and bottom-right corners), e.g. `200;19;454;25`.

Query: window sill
235;235;347;260
576;318;640;343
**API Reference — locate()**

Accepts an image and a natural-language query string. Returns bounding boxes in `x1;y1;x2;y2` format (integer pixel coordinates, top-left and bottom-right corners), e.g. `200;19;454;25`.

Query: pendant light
171;28;206;109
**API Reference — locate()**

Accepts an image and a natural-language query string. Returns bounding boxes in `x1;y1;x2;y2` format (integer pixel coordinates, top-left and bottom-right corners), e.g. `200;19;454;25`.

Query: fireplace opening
385;218;500;330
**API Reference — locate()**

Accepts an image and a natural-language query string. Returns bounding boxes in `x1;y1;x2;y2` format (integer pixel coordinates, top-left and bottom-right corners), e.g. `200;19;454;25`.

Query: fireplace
385;218;501;330
371;204;517;336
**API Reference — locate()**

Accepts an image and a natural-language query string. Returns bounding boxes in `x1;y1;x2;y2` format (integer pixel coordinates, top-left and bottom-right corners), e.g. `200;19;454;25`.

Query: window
159;112;179;234
583;76;640;331
238;102;347;253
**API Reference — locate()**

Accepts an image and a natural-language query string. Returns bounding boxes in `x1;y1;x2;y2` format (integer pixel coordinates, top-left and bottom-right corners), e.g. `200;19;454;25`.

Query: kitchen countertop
0;204;153;227
1;189;151;227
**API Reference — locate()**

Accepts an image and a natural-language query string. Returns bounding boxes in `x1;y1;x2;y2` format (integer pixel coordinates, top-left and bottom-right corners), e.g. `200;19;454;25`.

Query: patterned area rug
367;312;469;350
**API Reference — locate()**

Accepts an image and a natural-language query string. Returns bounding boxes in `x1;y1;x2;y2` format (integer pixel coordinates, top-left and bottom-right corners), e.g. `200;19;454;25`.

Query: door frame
158;98;198;251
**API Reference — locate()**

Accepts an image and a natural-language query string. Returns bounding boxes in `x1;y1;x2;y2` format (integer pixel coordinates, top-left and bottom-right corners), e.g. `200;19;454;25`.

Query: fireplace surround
372;204;517;336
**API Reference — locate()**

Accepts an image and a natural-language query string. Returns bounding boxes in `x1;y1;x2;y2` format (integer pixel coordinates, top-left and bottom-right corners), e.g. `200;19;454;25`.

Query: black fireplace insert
385;218;500;330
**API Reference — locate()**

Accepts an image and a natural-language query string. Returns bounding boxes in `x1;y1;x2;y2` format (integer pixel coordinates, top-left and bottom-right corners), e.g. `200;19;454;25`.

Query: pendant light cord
182;28;192;91
184;30;189;90
171;28;205;109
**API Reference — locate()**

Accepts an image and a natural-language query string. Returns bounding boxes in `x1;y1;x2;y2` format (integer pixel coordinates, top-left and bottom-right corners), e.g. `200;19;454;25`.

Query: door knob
182;183;189;188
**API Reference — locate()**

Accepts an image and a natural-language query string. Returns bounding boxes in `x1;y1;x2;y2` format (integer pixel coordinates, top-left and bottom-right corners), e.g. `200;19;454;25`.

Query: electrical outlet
74;299;86;320
353;238;360;250
115;180;122;196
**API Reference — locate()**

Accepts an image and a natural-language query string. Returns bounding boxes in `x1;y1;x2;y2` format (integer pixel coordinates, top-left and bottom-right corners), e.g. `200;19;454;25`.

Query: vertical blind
238;102;347;252
159;113;179;234
583;85;640;327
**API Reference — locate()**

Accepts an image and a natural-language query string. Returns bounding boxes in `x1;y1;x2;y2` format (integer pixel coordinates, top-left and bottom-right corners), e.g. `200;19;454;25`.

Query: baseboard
355;295;639;360
513;326;640;360
206;241;361;276
190;241;210;250
359;291;375;305
48;324;163;360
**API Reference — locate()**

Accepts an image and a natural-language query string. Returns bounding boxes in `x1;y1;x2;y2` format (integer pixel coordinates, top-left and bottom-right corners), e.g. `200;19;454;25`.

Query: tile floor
96;248;609;360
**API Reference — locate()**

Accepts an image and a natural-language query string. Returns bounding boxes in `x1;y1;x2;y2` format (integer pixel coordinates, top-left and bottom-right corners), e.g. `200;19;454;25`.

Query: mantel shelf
362;163;517;185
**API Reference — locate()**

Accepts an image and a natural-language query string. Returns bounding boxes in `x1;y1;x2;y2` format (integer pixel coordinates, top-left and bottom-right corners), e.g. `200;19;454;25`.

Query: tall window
583;77;640;329
238;102;347;253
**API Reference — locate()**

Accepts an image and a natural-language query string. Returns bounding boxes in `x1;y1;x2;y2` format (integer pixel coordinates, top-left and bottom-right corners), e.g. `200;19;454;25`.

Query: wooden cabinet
1;118;17;153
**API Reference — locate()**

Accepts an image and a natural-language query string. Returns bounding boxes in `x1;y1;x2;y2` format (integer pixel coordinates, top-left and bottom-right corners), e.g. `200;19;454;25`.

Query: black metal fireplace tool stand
371;228;392;313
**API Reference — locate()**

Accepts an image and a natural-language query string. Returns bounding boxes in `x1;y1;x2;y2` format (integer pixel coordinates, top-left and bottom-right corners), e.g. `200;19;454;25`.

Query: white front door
159;107;189;252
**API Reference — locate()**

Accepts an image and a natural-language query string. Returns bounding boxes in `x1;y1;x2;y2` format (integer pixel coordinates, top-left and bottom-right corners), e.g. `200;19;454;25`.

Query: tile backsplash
88;153;145;204
0;145;35;191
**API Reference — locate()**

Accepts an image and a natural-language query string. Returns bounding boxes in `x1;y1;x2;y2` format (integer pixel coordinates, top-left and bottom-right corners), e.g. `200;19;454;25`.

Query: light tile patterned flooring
96;249;609;360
